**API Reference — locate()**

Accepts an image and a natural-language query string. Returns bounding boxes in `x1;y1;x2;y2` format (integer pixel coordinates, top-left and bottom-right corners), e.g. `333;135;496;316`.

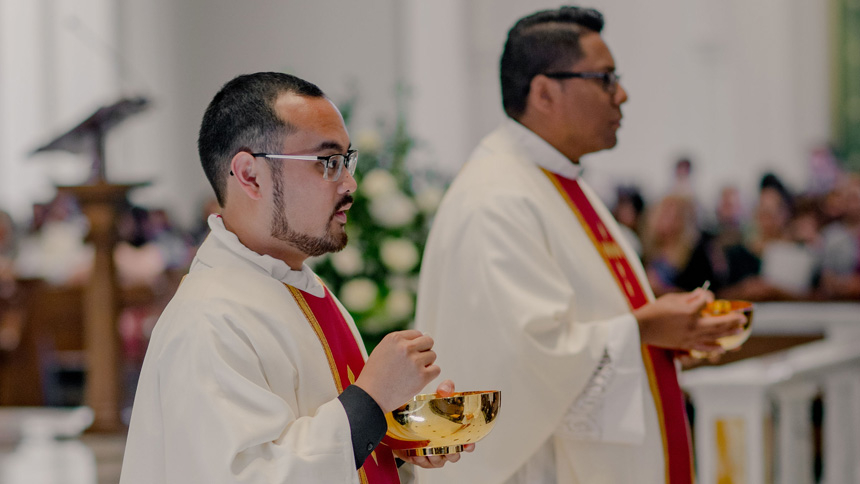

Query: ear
526;74;560;117
230;151;263;201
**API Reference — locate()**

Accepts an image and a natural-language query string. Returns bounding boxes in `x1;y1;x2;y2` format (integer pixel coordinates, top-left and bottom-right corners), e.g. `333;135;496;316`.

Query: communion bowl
691;299;754;358
381;390;501;456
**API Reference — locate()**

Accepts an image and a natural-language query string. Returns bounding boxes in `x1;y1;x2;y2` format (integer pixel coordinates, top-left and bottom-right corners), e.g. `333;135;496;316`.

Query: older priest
413;7;745;484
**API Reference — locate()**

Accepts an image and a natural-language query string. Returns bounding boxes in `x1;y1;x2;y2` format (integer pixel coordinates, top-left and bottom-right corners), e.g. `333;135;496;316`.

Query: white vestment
120;216;367;484
414;119;668;484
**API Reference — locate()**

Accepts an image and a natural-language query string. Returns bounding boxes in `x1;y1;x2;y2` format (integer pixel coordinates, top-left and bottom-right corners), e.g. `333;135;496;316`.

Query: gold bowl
381;390;501;456
691;299;754;358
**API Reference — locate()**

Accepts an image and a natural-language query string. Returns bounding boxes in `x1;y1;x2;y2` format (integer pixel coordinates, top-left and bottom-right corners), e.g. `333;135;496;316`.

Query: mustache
331;194;354;218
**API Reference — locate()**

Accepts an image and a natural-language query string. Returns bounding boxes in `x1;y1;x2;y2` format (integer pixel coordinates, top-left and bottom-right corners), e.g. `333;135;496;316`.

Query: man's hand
633;288;746;353
393;379;476;468
354;330;440;413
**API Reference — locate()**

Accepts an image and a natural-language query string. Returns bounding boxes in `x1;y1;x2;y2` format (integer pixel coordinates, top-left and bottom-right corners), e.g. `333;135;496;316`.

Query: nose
338;169;357;195
614;82;628;106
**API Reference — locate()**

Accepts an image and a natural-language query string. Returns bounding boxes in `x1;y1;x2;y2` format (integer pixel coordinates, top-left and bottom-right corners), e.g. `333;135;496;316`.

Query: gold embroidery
286;285;343;392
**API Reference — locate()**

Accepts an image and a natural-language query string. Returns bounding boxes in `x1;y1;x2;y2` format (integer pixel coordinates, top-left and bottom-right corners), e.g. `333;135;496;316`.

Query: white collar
202;214;325;297
499;117;585;180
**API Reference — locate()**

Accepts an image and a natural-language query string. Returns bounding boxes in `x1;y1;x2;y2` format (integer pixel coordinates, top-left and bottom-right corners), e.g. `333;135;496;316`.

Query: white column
401;0;473;174
0;0;120;221
821;370;860;484
687;384;770;484
772;381;819;484
0;0;50;219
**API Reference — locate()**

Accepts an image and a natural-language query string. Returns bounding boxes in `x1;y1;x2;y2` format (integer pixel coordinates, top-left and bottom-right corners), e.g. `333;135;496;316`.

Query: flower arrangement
310;93;448;350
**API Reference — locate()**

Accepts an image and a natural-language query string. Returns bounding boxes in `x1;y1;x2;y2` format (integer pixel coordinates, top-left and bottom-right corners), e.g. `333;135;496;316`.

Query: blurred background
0;0;858;483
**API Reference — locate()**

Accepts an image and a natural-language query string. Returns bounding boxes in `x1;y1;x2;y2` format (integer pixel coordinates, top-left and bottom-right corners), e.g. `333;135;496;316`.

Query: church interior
0;0;858;483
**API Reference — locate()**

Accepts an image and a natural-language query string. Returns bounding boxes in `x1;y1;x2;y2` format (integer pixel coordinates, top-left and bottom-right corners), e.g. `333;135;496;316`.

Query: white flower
415;185;445;213
361;169;399;200
386;275;411;291
339;278;378;313
356;129;384;154
380;238;419;273
330;246;364;276
369;191;417;228
360;316;400;334
385;289;415;321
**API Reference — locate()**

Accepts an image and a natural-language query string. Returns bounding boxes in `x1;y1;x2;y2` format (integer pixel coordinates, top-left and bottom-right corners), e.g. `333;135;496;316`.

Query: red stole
287;284;400;484
543;170;694;484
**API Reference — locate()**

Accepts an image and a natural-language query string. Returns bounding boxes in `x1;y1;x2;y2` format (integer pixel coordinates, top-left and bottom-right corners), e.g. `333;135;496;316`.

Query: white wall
0;0;120;221
1;0;404;228
126;0;406;227
0;0;833;227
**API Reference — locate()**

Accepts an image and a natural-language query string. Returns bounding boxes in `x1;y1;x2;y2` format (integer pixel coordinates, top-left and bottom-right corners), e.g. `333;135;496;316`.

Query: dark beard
269;175;350;256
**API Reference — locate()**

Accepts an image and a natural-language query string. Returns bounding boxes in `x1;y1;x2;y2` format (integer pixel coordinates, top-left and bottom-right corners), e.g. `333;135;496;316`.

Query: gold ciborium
381;390;501;456
691;299;754;359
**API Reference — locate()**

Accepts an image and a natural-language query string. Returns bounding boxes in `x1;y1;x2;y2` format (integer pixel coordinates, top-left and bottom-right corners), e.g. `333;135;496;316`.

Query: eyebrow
309;140;352;153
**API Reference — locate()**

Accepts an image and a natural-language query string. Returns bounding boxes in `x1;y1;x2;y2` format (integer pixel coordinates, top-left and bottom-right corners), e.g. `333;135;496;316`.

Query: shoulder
149;266;299;349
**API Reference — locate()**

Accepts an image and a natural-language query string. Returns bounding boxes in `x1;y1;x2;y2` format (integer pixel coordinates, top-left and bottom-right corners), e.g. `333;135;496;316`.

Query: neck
220;208;307;271
516;116;582;164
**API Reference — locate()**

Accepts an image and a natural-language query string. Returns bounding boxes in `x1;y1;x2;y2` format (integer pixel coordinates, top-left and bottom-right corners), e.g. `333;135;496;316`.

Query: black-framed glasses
542;71;621;93
251;150;358;182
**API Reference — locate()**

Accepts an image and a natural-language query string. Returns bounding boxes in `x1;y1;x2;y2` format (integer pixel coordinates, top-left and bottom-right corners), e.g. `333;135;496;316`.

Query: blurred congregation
611;153;860;303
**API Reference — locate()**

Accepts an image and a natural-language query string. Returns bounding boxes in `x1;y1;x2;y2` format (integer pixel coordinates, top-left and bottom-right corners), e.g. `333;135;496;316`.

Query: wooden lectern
31;97;150;432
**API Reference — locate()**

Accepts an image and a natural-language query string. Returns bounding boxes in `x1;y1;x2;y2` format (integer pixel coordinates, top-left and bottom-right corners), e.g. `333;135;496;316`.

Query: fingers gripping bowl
691;299;754;358
382;390;501;456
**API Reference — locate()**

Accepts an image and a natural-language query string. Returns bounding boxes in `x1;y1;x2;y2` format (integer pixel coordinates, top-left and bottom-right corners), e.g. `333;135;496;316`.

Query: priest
414;7;746;484
120;72;470;484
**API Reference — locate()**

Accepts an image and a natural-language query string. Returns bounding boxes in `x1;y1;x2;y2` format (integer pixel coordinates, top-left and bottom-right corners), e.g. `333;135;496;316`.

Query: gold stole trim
542;169;693;484
286;284;371;484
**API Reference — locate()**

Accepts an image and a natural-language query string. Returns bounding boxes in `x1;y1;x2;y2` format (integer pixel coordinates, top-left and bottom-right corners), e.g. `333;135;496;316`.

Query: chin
602;135;619;150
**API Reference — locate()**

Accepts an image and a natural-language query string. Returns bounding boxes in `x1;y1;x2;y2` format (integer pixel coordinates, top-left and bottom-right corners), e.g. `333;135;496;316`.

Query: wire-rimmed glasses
252;150;358;182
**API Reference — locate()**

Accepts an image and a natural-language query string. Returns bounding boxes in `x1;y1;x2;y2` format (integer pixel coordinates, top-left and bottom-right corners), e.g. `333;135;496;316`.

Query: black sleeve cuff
338;384;388;469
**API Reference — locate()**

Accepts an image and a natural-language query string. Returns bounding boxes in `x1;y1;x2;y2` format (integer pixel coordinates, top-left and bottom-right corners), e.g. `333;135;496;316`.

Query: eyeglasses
542;71;621;93
251;150;358;182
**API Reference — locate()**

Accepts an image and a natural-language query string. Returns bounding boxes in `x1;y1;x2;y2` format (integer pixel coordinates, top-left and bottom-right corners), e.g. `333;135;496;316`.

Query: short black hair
198;72;326;206
500;6;604;119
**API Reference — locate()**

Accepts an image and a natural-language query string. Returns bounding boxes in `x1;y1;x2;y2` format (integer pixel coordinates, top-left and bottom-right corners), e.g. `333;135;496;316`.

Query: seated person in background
745;173;793;258
611;185;645;257
13;194;92;286
818;173;860;299
641;194;704;295
710;185;746;246
724;173;817;301
641;190;769;300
